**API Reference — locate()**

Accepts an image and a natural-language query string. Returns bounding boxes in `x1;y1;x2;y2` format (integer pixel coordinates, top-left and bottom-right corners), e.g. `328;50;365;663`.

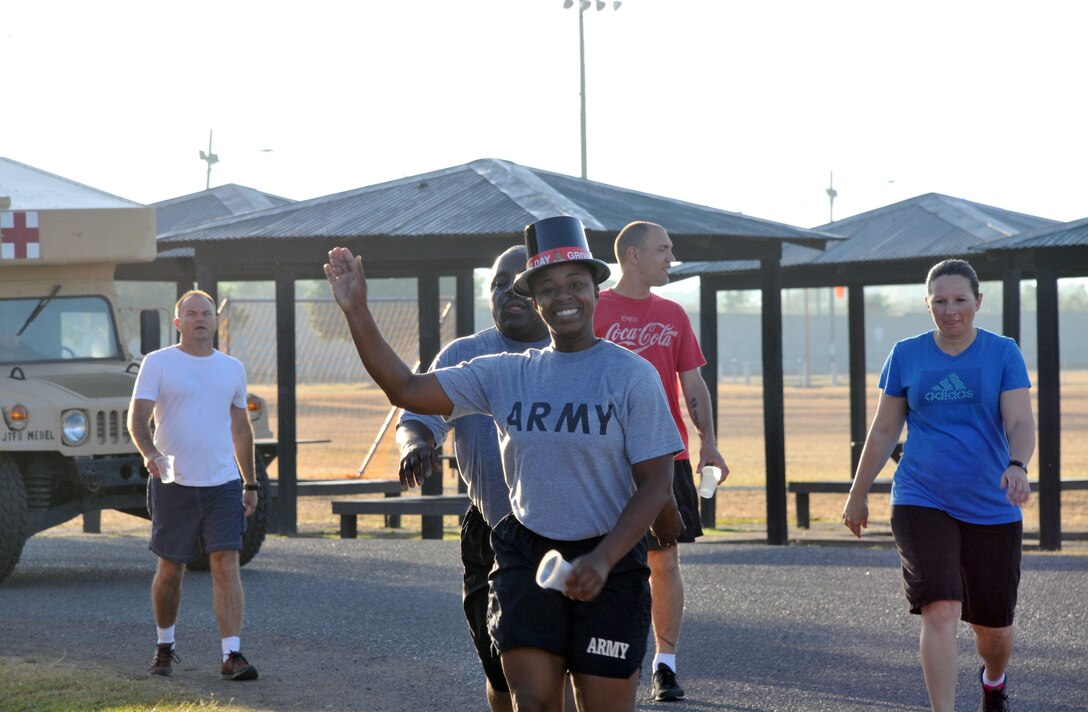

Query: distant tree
865;291;894;316
718;290;759;314
297;280;350;342
1060;281;1088;312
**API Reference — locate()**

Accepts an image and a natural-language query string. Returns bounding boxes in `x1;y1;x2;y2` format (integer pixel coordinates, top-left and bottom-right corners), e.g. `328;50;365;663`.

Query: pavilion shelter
670;193;1059;541
972;216;1088;549
119;158;837;538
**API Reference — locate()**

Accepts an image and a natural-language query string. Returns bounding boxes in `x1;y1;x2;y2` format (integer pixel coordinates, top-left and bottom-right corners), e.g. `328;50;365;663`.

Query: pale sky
3;0;1086;231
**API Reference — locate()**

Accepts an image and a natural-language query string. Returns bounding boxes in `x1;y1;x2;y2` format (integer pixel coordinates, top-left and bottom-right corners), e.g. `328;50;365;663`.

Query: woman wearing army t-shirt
325;216;683;711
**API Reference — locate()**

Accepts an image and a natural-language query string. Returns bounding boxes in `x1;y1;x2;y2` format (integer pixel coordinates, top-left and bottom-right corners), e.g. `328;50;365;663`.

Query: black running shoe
148;643;179;676
651;663;685;702
979;666;1010;712
221;650;258;681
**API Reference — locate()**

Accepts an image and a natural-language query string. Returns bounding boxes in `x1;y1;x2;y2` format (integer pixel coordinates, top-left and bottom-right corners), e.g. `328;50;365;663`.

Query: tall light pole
563;0;622;179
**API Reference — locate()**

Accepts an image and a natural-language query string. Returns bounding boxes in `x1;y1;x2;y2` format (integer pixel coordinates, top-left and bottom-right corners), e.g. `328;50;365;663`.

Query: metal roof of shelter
150;158;838;281
978;215;1088;252
153;183;293;235
0;157;142;210
670;192;1059;284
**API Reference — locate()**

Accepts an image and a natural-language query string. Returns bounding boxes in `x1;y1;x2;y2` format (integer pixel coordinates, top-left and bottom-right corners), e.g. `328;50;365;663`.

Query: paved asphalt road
1;532;1086;711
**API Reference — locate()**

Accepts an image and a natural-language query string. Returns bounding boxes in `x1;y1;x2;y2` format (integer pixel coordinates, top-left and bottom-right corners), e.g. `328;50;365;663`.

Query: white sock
983;671;1006;688
653;653;677;672
222;636;241;661
157;626;175;647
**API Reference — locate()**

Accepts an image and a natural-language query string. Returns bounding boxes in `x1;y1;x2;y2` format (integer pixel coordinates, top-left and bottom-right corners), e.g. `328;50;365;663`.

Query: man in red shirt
594;220;728;703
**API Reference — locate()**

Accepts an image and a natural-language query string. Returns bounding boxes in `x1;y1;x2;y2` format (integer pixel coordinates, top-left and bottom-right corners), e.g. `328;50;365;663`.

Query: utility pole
199;130;219;190
826;170;837;224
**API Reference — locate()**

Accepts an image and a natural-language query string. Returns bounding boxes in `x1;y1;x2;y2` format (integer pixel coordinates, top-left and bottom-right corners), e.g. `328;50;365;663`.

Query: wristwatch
243;483;260;492
1008;459;1028;473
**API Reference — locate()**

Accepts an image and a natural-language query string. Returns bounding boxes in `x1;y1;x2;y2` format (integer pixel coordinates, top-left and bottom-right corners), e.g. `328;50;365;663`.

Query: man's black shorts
891;504;1022;627
647;459;703;551
460;503;507;693
487;515;650;679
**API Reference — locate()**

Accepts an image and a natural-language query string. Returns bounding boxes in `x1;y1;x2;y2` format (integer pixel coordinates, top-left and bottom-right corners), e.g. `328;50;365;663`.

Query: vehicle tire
0;454;29;584
186;458;270;571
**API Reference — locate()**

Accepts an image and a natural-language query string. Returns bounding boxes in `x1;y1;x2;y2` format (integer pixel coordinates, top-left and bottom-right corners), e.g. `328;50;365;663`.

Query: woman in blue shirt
842;259;1035;712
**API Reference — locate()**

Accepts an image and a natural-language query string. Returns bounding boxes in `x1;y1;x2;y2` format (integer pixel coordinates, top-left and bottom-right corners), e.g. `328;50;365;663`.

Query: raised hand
324;247;368;312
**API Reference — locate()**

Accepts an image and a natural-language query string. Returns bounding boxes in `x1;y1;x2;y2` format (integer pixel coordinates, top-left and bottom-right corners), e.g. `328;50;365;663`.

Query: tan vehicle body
0;207;272;583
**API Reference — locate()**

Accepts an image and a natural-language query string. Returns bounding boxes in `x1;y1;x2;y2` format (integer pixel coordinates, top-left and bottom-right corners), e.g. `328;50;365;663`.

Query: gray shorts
148;478;245;563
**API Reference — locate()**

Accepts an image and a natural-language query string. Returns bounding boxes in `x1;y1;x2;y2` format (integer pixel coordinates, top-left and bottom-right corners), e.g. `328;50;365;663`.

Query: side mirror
139;309;161;355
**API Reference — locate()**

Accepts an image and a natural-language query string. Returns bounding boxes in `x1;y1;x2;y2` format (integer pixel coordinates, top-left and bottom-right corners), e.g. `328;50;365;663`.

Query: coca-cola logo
601;322;678;352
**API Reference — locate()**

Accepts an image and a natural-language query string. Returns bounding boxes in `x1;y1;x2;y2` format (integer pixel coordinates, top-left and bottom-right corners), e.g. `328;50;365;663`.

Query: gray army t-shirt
398;327;550;527
434;338;683;541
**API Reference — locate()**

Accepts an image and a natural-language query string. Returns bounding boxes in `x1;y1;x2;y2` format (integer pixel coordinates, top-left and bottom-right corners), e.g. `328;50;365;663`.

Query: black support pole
1035;260;1061;550
848;285;867;477
418;271;445;539
699;278;719;529
1002;264;1022;344
760;256;787;545
456;269;475;338
274;268;299;535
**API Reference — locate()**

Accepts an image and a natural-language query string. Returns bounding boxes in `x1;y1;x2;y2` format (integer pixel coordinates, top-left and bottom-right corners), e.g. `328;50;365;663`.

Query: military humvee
0;200;273;584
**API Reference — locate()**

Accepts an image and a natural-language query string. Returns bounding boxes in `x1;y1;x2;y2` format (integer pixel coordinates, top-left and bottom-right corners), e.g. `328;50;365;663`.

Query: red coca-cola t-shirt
593;289;706;460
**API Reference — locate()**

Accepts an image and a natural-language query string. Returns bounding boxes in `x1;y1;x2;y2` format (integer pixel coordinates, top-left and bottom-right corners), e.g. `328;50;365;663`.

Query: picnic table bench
788;478;1088;528
268;478;402;499
333;494;471;539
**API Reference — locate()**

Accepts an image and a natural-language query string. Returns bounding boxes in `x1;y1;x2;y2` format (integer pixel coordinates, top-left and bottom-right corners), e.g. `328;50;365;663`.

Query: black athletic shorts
487;515;650;679
460;503;507;693
646;459;703;551
147;478;245;564
891;504;1022;628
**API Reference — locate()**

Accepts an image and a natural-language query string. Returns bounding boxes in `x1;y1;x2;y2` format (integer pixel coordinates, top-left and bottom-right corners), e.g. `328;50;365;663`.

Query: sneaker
221;650;258;681
148;643;179;676
651;662;685;702
979;666;1010;712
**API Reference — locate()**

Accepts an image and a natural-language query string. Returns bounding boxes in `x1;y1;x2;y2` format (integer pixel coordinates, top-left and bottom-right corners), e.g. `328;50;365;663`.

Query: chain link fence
219;297;456;479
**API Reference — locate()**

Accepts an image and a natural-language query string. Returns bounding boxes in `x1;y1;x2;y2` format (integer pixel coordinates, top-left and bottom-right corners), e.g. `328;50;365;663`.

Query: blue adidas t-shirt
881;328;1031;524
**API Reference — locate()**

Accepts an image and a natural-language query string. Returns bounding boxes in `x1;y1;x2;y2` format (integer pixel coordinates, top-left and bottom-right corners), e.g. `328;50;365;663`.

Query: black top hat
511;215;611;297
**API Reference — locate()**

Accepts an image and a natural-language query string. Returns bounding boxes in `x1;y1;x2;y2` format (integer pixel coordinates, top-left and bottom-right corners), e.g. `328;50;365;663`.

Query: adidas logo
586;637;630;659
924;373;974;402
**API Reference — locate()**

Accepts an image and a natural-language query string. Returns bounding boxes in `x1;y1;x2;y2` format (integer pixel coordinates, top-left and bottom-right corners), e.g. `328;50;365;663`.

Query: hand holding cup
535;550;573;592
698;465;722;498
155;455;176;484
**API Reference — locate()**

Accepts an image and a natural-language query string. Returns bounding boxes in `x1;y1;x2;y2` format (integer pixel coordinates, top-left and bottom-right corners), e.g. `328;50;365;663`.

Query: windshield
0;296;123;364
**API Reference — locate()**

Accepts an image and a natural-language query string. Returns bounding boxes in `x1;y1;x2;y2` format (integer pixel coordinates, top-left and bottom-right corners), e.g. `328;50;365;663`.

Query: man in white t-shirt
128;290;260;681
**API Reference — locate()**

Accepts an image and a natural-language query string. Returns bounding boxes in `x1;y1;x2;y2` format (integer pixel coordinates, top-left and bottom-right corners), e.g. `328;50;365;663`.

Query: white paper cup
698;465;721;498
535;549;573;592
156;455;176;484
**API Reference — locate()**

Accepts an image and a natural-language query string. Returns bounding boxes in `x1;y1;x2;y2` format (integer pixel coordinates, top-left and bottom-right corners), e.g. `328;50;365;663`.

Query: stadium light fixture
562;0;621;179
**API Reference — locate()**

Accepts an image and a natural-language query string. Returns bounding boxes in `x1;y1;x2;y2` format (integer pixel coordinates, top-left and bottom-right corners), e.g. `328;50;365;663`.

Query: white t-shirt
132;345;248;487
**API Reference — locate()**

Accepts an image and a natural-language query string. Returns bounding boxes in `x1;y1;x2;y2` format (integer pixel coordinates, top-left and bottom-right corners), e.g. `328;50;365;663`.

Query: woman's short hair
925;259;980;299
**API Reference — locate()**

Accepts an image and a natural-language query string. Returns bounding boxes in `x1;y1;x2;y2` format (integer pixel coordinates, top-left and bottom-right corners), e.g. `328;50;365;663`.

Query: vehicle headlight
61;409;89;445
246;394;264;422
3;404;29;431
